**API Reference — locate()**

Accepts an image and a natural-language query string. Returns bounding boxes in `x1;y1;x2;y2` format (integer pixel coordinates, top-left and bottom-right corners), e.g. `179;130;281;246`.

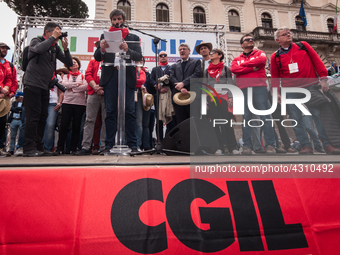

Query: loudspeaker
162;117;218;154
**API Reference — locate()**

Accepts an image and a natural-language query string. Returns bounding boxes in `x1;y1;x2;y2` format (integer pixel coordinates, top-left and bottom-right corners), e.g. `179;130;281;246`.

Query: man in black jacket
149;51;176;140
169;43;201;124
94;9;142;153
23;22;72;157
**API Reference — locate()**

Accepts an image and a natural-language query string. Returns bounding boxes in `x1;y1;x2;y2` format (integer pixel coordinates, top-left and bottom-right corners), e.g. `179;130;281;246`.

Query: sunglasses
209;51;217;55
159;54;167;57
243;38;254;43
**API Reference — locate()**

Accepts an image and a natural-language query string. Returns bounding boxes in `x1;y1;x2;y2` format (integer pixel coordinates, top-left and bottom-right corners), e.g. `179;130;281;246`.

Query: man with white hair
169;43;201;124
270;26;340;155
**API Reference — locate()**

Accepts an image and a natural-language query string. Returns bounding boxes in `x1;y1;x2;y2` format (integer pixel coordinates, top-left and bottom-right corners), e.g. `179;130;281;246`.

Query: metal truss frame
13;16;227;86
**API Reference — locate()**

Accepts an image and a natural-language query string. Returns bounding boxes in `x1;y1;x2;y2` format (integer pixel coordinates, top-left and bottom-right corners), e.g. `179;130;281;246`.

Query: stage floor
1;152;340;168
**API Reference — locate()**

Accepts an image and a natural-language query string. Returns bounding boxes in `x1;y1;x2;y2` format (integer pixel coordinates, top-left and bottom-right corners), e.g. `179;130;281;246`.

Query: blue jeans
242;87;275;148
301;115;322;148
42;103;59;151
251;118;263;151
286;88;330;148
10;119;25;151
103;69;137;149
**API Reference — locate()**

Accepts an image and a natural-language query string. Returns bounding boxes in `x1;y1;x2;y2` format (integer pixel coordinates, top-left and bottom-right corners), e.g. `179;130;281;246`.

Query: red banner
1;166;340;254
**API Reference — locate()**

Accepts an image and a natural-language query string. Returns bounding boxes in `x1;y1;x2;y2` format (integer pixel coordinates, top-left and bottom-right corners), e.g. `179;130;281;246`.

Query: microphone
120;23;129;28
115;23;129;28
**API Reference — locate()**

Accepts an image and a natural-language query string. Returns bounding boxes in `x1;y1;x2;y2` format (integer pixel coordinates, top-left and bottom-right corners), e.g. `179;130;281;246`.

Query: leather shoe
315;145;325;153
242;146;252;155
75;149;91;156
299;146;313;155
92;148;100;155
275;148;287;153
266;145;276;154
43;150;57;156
286;147;296;153
100;148;111;155
23;150;44;157
254;148;266;154
325;145;340;155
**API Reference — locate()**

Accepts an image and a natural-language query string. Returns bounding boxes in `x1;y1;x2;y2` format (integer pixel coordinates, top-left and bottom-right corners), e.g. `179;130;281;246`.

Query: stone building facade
95;0;339;67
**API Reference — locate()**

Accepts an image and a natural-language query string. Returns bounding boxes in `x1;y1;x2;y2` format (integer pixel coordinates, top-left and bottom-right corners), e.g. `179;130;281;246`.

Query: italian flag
334;0;338;34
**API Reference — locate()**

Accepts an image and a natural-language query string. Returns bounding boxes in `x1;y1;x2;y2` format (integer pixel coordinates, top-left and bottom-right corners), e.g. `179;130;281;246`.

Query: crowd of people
1;9;340;157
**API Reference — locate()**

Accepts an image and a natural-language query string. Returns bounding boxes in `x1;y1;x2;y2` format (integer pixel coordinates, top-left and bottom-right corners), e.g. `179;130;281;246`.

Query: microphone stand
126;24;190;156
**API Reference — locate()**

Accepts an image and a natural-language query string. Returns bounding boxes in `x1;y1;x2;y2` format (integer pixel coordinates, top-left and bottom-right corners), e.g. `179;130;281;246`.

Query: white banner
27;27;217;73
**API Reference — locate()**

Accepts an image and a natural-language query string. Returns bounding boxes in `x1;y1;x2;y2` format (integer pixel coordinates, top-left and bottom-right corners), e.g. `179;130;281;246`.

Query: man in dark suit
149;51;176;140
169;43;201;124
94;9;142;154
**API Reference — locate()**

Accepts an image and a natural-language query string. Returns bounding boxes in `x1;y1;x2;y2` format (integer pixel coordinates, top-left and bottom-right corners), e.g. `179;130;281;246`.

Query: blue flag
299;2;307;27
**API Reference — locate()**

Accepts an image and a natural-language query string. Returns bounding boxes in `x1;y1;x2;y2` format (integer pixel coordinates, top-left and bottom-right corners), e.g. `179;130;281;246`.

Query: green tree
3;0;89;18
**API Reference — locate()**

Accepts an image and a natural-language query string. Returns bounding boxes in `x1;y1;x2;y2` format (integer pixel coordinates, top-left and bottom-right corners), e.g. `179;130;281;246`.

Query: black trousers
57;103;86;152
23;85;49;153
0;115;7;149
207;99;238;152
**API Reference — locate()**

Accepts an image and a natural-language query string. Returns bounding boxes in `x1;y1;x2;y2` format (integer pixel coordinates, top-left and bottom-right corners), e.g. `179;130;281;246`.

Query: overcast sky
0;0;95;61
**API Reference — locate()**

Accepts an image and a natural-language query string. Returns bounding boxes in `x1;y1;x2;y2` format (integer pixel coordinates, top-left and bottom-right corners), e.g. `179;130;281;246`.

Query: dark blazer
94;33;142;89
200;60;206;78
169;58;201;94
148;65;171;95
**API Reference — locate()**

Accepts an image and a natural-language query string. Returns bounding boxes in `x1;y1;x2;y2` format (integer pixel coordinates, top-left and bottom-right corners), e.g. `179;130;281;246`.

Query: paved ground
1;151;339;168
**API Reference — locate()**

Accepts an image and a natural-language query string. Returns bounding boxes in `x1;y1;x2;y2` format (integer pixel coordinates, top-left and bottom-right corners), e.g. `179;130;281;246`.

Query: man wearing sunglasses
230;34;276;155
148;51;176;140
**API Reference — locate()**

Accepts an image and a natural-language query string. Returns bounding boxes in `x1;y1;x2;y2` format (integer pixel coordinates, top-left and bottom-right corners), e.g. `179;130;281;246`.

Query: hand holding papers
103;30;124;53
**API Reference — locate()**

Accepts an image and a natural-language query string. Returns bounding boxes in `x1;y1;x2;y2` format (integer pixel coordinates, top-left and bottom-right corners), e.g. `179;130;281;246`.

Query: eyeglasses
159;54;167;57
243;38;254;43
209;51;217;55
279;32;291;37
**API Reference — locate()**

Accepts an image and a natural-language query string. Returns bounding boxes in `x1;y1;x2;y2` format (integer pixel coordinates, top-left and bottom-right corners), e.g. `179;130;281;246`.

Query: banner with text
27;28;217;73
1;166;339;254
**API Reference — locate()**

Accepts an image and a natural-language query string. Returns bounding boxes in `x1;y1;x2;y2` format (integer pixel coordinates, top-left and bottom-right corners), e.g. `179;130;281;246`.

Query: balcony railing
252;27;340;44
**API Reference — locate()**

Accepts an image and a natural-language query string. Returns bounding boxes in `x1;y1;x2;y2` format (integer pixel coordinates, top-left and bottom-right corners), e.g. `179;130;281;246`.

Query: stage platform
1;152;340;255
1;152;340;168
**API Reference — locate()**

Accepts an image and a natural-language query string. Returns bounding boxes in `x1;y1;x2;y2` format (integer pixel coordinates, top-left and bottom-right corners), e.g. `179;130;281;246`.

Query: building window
117;0;131;20
295;15;306;31
193;7;206;24
261;13;272;28
228;10;241;32
328;18;335;33
156;3;169;22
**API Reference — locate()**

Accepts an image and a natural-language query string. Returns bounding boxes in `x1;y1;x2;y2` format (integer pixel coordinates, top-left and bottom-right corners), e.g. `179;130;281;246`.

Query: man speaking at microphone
94;9;142;154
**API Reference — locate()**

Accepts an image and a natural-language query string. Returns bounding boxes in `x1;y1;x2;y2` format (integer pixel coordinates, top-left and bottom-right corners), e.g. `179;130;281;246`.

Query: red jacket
3;60;18;98
270;41;328;89
85;59;102;95
0;61;12;94
136;69;146;89
230;49;267;89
